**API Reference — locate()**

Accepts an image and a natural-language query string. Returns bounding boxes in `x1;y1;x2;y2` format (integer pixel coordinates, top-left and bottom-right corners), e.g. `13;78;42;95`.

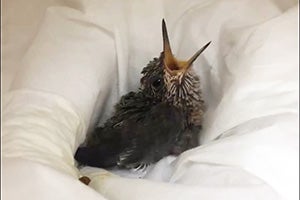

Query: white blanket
2;0;298;199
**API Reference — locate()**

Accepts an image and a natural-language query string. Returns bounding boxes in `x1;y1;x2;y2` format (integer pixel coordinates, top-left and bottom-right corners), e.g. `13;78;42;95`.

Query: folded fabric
2;0;298;200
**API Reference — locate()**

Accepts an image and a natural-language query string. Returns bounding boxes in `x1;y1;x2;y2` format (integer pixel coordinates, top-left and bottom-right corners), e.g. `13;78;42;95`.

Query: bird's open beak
162;19;211;74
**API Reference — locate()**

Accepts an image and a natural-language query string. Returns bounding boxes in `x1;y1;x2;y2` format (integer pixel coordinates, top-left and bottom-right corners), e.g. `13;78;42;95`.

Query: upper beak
162;19;177;71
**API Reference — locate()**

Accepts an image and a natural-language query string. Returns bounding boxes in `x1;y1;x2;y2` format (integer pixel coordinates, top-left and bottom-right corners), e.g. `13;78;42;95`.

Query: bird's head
141;19;210;109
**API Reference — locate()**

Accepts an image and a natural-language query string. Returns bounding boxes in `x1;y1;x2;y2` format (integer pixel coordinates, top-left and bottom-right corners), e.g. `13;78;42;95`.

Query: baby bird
75;19;210;170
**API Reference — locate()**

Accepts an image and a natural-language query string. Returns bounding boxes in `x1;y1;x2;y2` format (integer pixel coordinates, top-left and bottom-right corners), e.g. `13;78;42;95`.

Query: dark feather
75;91;185;168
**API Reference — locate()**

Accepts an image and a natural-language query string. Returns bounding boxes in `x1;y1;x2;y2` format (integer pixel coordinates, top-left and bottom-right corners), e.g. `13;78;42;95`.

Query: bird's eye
151;78;162;89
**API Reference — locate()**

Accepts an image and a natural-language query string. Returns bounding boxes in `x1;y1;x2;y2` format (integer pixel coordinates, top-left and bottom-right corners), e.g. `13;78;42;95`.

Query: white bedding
2;0;298;200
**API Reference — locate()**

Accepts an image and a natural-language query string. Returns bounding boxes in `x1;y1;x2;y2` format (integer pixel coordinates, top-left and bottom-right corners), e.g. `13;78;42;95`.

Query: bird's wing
116;103;185;168
75;92;185;169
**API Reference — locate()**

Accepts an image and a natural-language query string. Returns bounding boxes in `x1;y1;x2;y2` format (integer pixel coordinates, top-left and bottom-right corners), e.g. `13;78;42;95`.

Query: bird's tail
74;144;119;168
74;126;124;168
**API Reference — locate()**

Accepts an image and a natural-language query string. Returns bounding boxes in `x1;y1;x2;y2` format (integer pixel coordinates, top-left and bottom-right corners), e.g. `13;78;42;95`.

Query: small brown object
79;176;91;185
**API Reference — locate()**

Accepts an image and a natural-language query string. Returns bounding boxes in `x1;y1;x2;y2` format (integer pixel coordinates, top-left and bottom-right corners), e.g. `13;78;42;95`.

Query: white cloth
2;0;298;200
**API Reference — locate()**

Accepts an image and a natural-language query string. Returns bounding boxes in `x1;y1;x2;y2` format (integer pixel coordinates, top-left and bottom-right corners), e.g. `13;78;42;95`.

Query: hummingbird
75;19;211;170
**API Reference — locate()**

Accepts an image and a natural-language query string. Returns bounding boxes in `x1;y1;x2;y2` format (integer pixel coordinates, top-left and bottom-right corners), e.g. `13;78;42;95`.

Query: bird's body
75;20;210;169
